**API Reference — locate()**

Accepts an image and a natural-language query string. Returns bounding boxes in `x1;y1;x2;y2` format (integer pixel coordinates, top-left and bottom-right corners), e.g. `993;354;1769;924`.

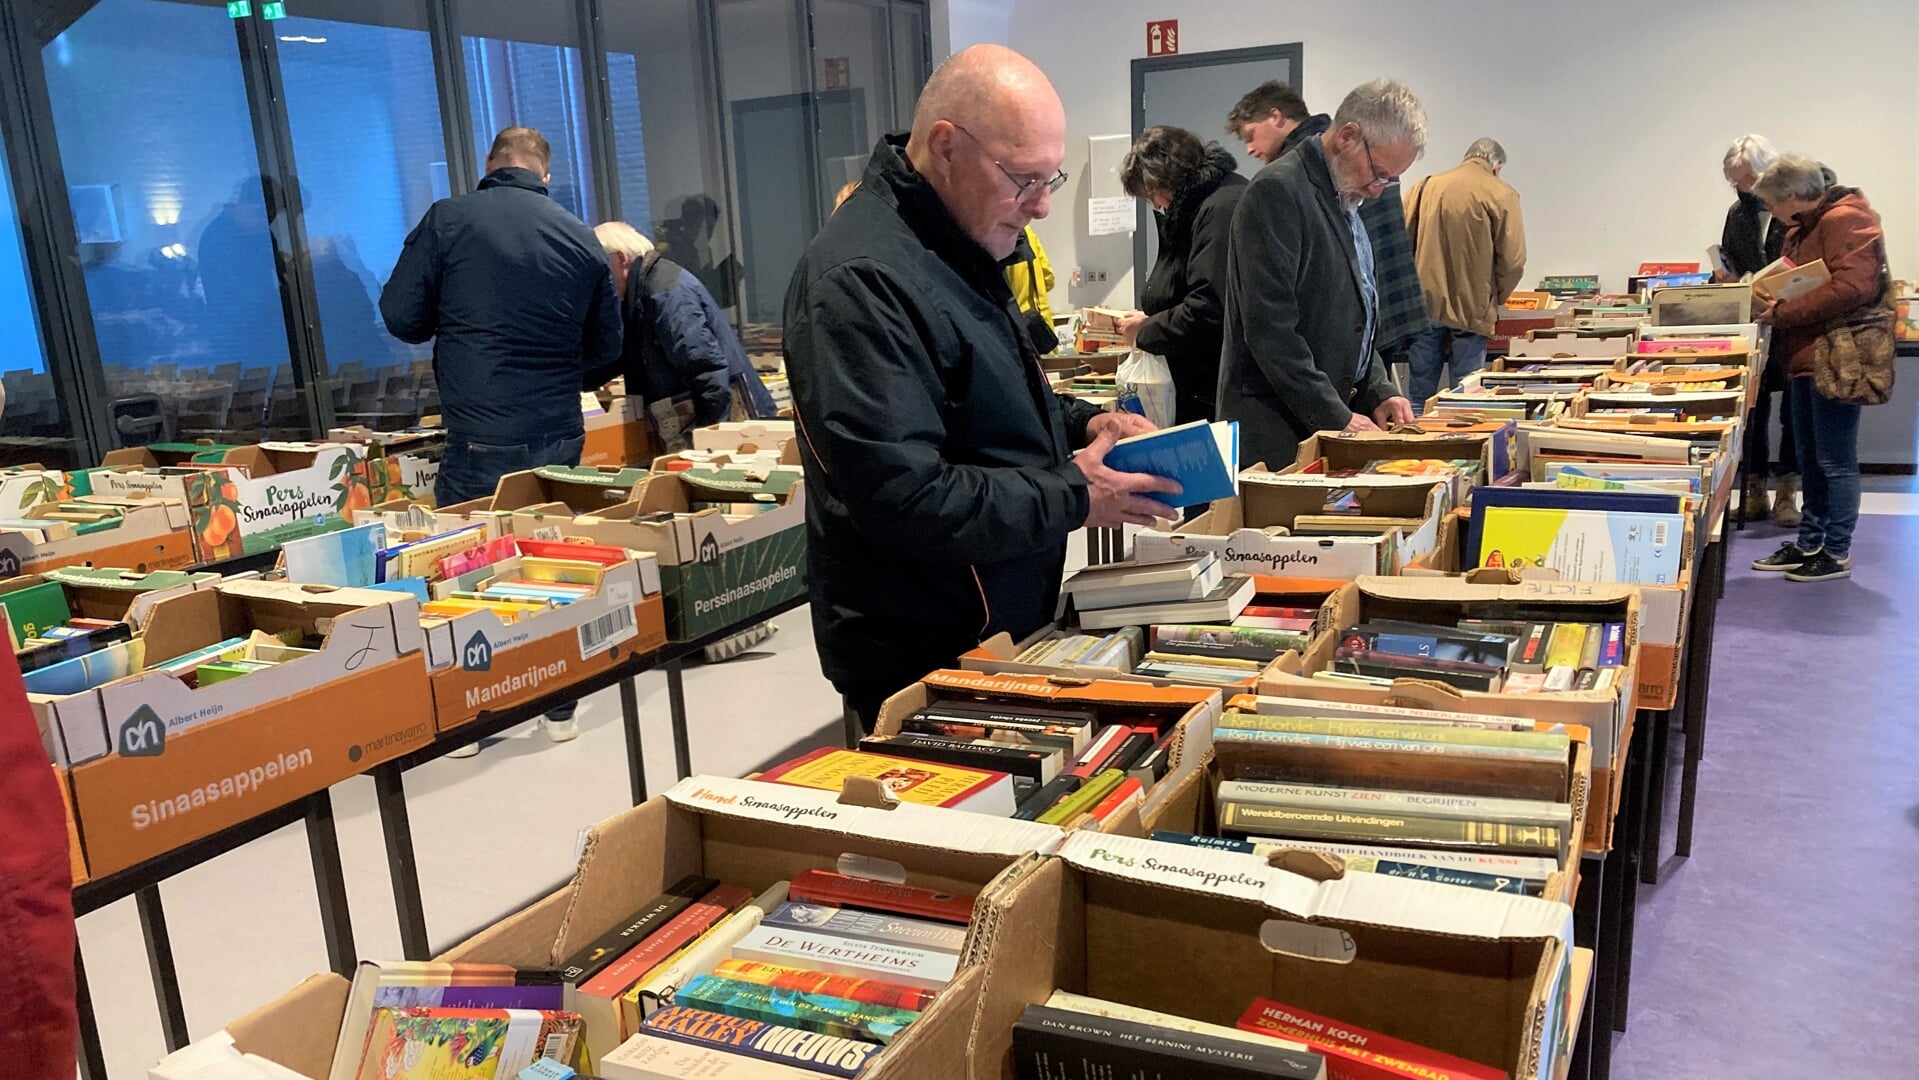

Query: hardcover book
756;748;1016;816
786;870;975;924
1238;997;1505;1080
1012;1003;1325;1079
672;974;920;1043
1095;419;1240;510
759;900;967;953
727;925;959;991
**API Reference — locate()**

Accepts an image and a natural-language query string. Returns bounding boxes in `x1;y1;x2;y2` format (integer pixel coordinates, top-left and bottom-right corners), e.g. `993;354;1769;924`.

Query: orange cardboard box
422;556;668;733
16;497;198;576
64;582;433;877
55;766;86;886
580;395;658;468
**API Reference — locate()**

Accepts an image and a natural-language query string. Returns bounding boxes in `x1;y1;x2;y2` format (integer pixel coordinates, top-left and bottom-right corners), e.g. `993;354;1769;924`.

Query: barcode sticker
1653;521;1669;546
579;603;637;659
541;1032;569;1061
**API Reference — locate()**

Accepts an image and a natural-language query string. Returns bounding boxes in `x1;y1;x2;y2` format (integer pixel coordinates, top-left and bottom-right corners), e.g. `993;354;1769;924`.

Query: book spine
1067;726;1129;777
759;902;967;953
787;870;975;924
559;877;715;984
579;885;753;997
673;976;917;1044
1013;1005;1324;1079
727;926;957;991
1038;769;1125;826
1363;858;1541;895
1014;773;1082;820
709;959;937;1012
1217;780;1568;827
640;1006;879;1078
901;716;1080;753
1088;777;1144;822
1219;802;1562;858
1237;998;1507;1080
858;734;1055;782
1148;830;1257;854
1212;727;1563;762
1216;712;1565;752
1599;622;1626;666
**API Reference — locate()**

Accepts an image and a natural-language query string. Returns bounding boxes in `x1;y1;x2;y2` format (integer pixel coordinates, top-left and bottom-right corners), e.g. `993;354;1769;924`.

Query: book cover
0;580;72;644
760;900;967;953
352;1007;519;1080
1218;802;1564;858
640;1006;881;1078
786;870;975;924
710;958;937;1012
1044;991;1312;1054
672;975;919;1044
1238;997;1505;1080
626;882;787;1027
1012;1003;1324;1079
727;925;958;991
1097;420;1240;510
599;1035;826;1079
756;747;1014;816
283;522;388;587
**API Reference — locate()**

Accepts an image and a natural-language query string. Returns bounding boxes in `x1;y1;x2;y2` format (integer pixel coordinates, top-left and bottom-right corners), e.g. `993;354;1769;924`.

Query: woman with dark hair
1749;153;1891;583
1116;125;1248;425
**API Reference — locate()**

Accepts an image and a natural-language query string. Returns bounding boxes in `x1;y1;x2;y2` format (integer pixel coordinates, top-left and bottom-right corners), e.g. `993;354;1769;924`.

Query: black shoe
1751;542;1816;572
1786;552;1851;582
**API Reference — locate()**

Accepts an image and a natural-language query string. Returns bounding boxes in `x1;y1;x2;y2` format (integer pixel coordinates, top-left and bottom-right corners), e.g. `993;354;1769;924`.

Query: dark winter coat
783;137;1103;695
380;168;621;439
1722;190;1786;280
593;252;773;425
1135;146;1248;426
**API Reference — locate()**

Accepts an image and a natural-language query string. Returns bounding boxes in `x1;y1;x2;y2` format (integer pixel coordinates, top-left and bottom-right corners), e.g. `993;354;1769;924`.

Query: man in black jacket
785;45;1178;729
1219;79;1423;470
382;127;622;507
380;126;621;748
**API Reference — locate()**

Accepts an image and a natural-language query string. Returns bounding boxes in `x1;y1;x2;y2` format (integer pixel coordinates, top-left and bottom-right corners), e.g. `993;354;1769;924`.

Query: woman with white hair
1748;153;1890;584
1718;134;1799;525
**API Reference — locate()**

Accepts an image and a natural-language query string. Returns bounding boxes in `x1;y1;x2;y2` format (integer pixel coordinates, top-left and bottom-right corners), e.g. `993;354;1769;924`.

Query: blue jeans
1407;325;1489;414
1789;377;1862;559
437;430;587;723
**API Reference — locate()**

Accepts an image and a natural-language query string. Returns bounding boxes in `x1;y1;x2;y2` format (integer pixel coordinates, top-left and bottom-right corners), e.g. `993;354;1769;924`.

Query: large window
0;122;81;467
277;0;447;429
43;0;295;444
461;1;597;224
716;0;812;327
604;0;735;312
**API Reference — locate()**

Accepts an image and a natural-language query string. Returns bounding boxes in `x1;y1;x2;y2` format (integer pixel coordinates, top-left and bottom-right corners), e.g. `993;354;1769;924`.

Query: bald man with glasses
784;44;1177;731
1218;78;1424;470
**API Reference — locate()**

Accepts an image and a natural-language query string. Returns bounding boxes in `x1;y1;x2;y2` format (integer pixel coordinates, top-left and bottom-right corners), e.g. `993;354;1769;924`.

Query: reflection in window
278;7;446;429
0;125;76;467
43;0;292;444
463;37;596;222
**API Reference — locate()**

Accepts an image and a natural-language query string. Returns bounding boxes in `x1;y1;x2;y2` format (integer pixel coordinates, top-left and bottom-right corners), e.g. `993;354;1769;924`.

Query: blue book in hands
1098;420;1239;511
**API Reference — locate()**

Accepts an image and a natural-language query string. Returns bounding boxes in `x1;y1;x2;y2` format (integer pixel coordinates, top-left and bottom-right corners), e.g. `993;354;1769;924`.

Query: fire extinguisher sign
1146;20;1179;56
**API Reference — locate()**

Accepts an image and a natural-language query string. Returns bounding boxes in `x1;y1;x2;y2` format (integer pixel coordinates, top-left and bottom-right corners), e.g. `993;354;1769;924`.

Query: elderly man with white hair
783;44;1178;731
1219;78;1423;468
1716;134;1800;525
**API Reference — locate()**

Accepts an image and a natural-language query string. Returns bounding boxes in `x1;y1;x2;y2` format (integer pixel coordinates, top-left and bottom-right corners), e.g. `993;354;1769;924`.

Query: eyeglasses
949;122;1069;202
1358;133;1399;189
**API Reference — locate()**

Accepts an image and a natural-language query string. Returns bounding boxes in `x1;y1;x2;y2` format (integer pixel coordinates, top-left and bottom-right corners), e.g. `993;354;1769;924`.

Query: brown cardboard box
874;670;1223;838
1262;578;1640;851
421;555;668;733
1291;427;1516;485
62;582;434;876
1138;473;1450;580
962;830;1577;1080
437;778;1070;1079
179;443;383;563
16;497;198;576
581;395;659;467
55;766;86;886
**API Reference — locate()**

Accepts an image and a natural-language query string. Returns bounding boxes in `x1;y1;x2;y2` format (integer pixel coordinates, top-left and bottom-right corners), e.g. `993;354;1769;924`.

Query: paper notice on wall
1089;196;1137;236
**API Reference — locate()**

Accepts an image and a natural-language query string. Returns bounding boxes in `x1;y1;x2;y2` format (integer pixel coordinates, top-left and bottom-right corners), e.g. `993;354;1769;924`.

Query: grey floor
85;508;1919;1078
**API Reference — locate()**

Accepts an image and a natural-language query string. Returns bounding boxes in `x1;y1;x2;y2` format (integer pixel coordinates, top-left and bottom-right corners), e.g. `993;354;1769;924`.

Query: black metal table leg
1638;706;1672;886
620;676;649;805
375;764;432;960
75;943;106;1080
666;659;692;780
136;884;191;1050
1611;719;1651;1033
1578;853;1612;1080
1677;539;1724;857
304;789;356;977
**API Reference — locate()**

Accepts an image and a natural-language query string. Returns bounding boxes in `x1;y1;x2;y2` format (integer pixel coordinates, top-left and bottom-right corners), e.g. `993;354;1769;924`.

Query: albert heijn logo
118;705;166;758
697;530;722;566
462;630;493;672
0;544;20;579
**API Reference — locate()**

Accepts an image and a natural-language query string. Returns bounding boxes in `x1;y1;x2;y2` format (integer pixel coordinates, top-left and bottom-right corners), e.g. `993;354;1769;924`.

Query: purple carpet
1615;513;1919;1078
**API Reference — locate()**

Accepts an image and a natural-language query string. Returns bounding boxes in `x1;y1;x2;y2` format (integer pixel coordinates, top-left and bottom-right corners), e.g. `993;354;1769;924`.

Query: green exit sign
262;1;286;18
226;0;250;17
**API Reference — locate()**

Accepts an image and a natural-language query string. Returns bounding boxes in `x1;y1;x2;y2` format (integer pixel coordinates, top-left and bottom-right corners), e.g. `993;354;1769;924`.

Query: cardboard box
180;443;382;563
59;582;433;875
16;497;198;576
1137;473;1447;580
581;395;658;468
963;830;1576;1080
0;467;69;512
56;766;86;886
874;670;1223;839
691;419;796;454
555;475;807;641
1509;333;1629;359
438;778;1072;1078
421;555;668;733
1649;283;1752;326
1290;428;1516;485
75;447;248;505
1262;577;1640;851
1;566;218;638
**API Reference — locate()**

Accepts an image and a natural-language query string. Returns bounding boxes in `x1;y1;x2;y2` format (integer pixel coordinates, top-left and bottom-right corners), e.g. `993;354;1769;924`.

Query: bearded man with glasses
784;44;1178;733
1218;78;1425;470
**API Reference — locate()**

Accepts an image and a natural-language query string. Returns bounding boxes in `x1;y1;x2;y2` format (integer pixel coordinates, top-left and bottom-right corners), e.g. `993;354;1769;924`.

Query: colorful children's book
1479;506;1685;585
283;522;388;587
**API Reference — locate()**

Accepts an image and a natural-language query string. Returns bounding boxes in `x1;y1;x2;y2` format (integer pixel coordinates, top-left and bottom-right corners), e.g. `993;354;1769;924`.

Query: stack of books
1072;306;1129;352
324;960;581;1080
763;696;1185;825
1320;616;1627;694
601;870;967;1078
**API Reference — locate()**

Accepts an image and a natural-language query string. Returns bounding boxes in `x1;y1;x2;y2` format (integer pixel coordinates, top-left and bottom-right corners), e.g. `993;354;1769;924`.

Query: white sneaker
542;716;580;743
446;742;480;759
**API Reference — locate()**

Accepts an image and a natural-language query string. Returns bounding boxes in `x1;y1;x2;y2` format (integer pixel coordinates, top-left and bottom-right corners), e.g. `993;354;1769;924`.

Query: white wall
950;0;1919;311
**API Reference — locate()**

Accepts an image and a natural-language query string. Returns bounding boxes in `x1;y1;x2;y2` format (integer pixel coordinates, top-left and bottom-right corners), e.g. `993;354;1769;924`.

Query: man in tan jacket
1404;138;1526;412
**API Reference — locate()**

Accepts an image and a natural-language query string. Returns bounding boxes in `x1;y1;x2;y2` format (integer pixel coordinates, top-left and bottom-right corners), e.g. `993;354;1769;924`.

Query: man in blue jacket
380;126;620;748
591;221;776;434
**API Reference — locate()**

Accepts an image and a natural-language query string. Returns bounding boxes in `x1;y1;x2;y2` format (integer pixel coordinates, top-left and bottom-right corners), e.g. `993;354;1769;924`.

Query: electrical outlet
1070;267;1084;286
1089;269;1109;284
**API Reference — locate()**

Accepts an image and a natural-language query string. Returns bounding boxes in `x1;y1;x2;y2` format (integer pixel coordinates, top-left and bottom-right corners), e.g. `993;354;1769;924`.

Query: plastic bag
1115;348;1177;429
